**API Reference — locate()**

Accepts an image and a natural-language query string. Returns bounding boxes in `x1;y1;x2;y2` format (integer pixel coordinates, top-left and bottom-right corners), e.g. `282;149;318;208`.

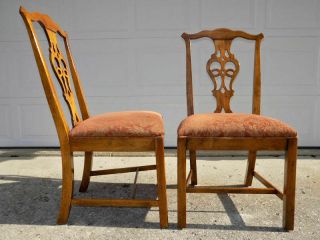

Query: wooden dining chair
19;6;168;228
177;28;297;230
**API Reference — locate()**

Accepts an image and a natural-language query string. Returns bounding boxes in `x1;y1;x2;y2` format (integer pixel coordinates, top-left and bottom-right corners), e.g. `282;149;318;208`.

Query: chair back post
64;36;90;120
181;34;194;116
252;37;262;115
20;7;69;144
19;6;90;144
181;28;264;115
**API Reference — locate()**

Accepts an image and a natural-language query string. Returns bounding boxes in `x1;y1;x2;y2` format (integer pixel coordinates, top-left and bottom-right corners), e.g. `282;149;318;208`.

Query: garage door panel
265;50;316;85
135;50;184;86
135;0;190;31
11;50;44;98
0;98;59;147
64;0;130;34
76;52;130;96
19;104;56;137
0;47;14;98
132;39;185;96
263;37;319;93
18;103;58;146
266;0;320;29
71;39;130;97
200;0;256;29
263;96;317;146
0;104;11;138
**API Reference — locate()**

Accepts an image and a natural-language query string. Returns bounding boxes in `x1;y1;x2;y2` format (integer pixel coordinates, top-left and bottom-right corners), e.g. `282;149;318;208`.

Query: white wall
0;0;319;147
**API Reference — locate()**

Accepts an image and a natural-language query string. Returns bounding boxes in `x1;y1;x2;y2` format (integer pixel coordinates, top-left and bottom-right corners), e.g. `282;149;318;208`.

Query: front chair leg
283;138;297;231
155;137;168;228
177;137;187;229
244;150;257;186
79;152;93;192
57;148;74;224
189;150;197;186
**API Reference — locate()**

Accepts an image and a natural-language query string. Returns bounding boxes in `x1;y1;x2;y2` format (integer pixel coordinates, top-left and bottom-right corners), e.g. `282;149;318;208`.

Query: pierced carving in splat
48;33;80;126
206;40;239;113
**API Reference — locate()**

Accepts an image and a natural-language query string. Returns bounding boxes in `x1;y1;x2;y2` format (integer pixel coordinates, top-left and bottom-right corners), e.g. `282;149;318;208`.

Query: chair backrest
181;28;264;116
19;7;89;144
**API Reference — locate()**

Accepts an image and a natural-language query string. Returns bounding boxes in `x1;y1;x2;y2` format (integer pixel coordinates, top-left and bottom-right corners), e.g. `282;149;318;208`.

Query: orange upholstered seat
70;111;164;138
178;113;296;138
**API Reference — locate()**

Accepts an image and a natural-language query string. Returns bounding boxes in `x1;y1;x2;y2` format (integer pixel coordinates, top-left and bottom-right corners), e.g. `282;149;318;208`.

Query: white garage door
0;0;319;147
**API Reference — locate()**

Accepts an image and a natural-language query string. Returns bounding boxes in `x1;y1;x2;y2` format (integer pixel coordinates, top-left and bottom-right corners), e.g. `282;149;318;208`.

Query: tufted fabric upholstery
178;113;297;138
70;111;164;138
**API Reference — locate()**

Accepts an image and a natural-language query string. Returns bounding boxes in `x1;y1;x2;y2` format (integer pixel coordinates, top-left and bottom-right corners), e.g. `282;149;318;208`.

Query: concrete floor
0;151;319;239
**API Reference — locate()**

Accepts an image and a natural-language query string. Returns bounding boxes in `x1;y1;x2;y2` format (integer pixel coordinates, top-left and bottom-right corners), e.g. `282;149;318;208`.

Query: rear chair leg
244;150;257;186
79;152;93;192
57;148;74;224
177;137;187;229
155;137;168;228
189;150;197;186
283;138;297;231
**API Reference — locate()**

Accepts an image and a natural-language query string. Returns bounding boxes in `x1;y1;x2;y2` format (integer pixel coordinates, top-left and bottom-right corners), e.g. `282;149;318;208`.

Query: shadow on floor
0;175;159;228
0;175;285;231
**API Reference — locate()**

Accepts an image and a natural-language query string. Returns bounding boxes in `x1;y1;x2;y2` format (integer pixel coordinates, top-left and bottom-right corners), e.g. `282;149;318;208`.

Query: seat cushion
178;113;297;138
70;111;164;138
